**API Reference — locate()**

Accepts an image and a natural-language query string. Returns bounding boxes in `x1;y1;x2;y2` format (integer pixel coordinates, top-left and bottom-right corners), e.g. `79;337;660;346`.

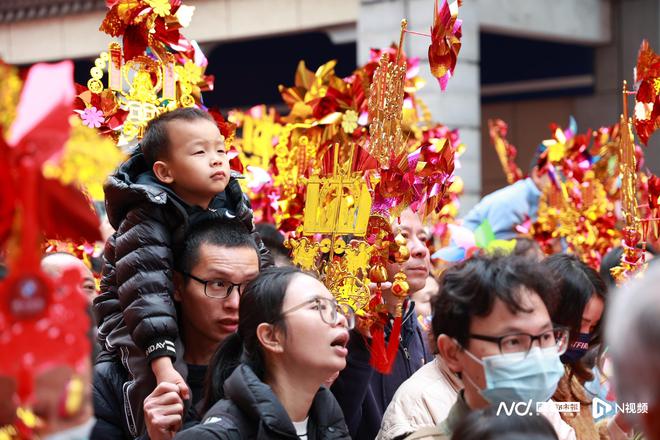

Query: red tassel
370;322;387;372
370;316;402;374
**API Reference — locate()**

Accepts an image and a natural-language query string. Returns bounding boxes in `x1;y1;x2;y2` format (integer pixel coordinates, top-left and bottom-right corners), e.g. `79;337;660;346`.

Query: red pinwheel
0;61;100;405
428;0;462;90
634;40;660;145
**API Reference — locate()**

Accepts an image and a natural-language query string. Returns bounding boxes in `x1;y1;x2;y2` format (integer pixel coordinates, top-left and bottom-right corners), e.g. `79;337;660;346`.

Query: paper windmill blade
428;0;462;90
633;40;660;145
0;61;99;409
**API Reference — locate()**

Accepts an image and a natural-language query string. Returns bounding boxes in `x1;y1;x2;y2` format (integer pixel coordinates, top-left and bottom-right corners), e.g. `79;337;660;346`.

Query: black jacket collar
223;364;347;439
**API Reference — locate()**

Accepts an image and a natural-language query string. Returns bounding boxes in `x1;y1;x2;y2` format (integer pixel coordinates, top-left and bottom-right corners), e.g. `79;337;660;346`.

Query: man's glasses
182;272;245;299
469;326;570;356
281;297;355;330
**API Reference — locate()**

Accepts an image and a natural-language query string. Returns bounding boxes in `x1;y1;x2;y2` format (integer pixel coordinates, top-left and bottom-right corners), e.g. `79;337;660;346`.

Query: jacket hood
104;152;174;229
224;364;346;438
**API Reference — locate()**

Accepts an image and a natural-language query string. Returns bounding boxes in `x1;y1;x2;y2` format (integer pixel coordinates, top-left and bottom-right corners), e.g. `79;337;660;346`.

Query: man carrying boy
93;218;260;439
93;108;270;438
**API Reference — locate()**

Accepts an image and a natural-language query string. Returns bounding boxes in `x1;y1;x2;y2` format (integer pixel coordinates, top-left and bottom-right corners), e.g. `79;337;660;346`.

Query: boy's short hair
140;107;216;167
431;253;556;346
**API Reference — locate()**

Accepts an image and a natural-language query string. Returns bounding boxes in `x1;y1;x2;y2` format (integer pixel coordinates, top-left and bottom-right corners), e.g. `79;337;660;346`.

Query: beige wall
0;0;358;64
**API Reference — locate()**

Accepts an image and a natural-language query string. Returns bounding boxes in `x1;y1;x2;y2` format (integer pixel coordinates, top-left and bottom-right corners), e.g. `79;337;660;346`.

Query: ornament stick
396;19;408;65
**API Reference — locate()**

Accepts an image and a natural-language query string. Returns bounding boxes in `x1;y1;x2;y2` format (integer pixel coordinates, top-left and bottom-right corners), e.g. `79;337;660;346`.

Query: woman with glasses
175;266;353;440
542;255;630;440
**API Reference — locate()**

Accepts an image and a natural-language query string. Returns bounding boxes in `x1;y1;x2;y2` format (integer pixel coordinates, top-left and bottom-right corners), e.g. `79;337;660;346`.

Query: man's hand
144;382;185;440
151;357;190;401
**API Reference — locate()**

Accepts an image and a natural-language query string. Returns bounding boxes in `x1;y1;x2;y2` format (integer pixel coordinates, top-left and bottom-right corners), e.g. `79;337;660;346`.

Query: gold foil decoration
85;40;204;143
613;80;647;282
0;61;21;136
286;236;320;271
237;107;283;169
368;20;408;167
42;117;127;201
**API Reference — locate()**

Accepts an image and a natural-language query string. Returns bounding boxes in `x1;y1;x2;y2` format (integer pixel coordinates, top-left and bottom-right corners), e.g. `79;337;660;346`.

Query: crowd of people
4;107;660;440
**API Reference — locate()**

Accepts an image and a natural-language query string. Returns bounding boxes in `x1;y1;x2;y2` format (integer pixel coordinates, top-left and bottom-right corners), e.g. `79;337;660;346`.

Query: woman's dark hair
201;266;306;412
542;253;607;382
451;407;558;440
431;253;557;347
543;254;607;343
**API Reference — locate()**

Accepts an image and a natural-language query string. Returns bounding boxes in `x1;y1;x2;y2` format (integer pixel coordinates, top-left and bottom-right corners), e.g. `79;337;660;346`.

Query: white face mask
461;346;565;405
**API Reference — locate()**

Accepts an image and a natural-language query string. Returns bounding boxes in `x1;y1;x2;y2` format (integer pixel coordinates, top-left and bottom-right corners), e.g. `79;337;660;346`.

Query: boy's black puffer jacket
93;152;272;362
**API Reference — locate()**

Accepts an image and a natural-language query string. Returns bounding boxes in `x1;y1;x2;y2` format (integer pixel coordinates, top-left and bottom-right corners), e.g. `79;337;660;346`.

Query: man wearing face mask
406;254;576;440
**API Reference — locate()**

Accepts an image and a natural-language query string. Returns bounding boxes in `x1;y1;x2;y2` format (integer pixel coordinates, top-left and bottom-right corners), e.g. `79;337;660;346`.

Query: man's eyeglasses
182;272;245;299
469;326;570;356
281;297;355;330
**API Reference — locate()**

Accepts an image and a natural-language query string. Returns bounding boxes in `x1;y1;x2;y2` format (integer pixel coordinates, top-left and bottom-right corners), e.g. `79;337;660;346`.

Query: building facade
1;0;659;210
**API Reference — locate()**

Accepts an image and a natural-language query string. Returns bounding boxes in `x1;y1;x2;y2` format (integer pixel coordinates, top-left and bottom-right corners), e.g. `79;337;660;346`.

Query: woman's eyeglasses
281;297;355;330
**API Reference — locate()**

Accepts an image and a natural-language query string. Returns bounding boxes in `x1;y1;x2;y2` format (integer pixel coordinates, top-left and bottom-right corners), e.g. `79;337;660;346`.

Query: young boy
93;108;270;438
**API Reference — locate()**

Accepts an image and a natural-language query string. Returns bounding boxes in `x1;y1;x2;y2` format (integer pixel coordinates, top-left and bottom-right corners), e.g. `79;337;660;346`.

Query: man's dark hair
512;237;542;259
140;107;215;167
431;253;556;347
254;223;289;260
176;218;258;275
452;407;559;440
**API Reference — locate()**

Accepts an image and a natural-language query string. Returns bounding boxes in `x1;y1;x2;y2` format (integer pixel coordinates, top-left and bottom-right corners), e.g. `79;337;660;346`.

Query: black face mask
560;332;591;363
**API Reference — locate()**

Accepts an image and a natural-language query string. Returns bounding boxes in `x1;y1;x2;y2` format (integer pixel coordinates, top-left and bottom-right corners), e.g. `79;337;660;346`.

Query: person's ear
153;161;174;184
256;323;285;354
437;334;463;374
173;272;183;302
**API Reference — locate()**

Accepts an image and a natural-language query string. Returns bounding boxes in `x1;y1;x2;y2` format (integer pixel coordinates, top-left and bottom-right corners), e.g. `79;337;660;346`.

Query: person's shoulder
400;361;442;390
94;359;127;385
402;425;449;440
92;361;132;438
175;417;240;440
178;399;247;440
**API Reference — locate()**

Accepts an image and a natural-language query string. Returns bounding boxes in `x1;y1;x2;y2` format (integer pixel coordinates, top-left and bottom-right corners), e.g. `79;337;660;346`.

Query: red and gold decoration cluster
76;0;213;146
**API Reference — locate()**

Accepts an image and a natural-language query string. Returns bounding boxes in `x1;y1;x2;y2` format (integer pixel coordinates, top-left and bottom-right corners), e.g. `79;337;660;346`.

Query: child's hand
225;174;254;230
151;358;190;401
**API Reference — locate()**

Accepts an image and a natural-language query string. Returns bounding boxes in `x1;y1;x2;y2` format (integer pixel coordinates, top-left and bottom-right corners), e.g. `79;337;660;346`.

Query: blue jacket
462;177;541;240
331;303;431;440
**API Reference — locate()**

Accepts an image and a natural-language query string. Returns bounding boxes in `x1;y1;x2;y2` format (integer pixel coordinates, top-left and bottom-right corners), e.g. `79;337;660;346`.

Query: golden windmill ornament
612;80;647;282
368;20;409;167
